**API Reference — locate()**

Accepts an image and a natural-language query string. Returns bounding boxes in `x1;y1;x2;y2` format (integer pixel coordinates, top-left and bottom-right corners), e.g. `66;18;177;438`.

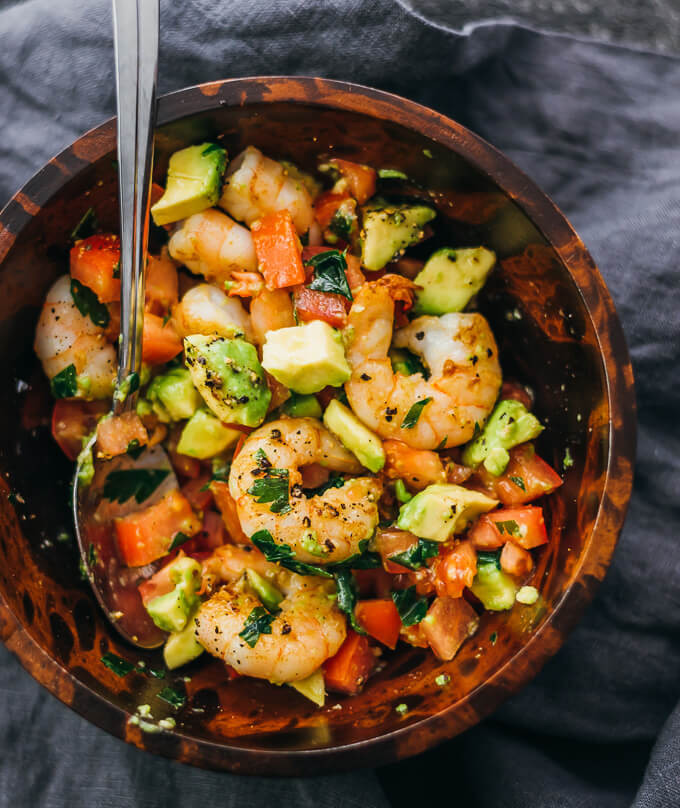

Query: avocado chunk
396;484;497;541
151;143;227;226
413;247;496;315
245;568;284;613
145;556;202;633
262;320;351;395
360;200;436;271
288;668;326;707
163;621;205;670
176;409;241;459
470;558;518;610
144;366;203;423
323;399;385;472
461;399;544;475
184;335;271;427
281;392;323;419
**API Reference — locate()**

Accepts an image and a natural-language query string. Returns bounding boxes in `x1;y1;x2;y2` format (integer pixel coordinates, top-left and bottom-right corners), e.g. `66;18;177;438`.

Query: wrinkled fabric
0;0;678;805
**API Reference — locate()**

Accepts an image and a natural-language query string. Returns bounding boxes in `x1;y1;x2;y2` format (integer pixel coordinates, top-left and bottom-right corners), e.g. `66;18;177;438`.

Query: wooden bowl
0;77;635;775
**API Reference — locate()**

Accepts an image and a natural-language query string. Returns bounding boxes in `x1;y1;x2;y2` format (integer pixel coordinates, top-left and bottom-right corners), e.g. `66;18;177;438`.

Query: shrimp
195;544;346;682
229;418;382;564
34;275;116;399
172;283;253;342
219;146;314;235
168;208;257;284
345;278;502;450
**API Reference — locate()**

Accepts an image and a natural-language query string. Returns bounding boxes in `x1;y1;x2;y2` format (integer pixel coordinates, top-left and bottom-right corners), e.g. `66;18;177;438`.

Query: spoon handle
112;0;159;413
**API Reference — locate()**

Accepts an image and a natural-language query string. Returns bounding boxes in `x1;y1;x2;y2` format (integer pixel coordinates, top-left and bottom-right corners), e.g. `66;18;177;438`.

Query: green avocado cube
262;321;351;395
177;409;241;459
288;669;325;707
184;334;271;427
413;247;496;315
322;399;385;472
245;568;284;613
281;393;323;419
396;483;498;542
151;143;227;227
470;560;518;611
145;366;203;423
146;587;194;633
461;399;544;472
163;621;205;670
360;201;436;271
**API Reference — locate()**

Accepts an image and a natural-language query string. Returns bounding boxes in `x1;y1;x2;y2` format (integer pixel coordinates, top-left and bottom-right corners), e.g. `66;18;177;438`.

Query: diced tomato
355;599;401;649
344;254;365;290
201;509;227;550
500;541;534;577
250;288;296;346
500;381;534;410
70;234;121;303
292;285;348;328
421;596;479;661
431;540;477;598
328;158;377;204
266;372;291;412
51;399;107;460
142;312;183;364
468;514;505;550
145;252;178;315
323;630;375;695
210;481;249;544
227;271;264;298
383;440;445;490
115;489;202;567
374;528;421;573
96;412;148;459
251;210;305;290
353;568;393;599
138;559;176;606
181;474;214;511
472;443;563;506
300;462;330;490
168;447;202;480
400;622;428;648
486;506;548;550
313;190;352;230
445;460;474;485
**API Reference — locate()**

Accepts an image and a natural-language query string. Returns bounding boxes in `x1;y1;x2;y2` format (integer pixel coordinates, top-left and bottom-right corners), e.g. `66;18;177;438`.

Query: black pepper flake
281;624;292;635
471;355;479;365
360;373;371;381
415;331;424;341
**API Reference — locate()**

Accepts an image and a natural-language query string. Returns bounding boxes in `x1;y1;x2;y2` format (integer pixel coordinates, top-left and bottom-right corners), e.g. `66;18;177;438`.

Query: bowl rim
0;76;636;775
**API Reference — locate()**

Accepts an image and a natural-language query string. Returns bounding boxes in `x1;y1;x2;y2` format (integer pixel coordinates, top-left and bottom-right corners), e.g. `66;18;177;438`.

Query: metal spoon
73;0;166;648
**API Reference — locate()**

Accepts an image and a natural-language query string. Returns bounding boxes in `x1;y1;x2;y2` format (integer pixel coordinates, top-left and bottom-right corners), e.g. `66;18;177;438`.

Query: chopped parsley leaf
169;531;192;551
70;278;110;328
495;519;521;537
101;652;135;677
102;468;169;505
50;364;78;399
247;468;291;514
239;606;276;648
305;249;352;301
391;586;429;627
509;475;526;491
477;550;501;569
334;569;365;634
126;439;145;459
70;207;98;242
389;537;439;570
401;397;432;429
490;631;498;645
157;686;186;709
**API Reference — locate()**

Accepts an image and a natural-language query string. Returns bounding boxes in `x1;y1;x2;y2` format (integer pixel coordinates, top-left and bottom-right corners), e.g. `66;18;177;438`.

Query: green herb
147;667;166;679
435;673;450;687
390;348;427;377
157;686;186;709
422;148;433;159
254;448;271;469
436;437;448;451
509;476;526;491
247;469;291;514
112;259;120;279
395;702;408;715
477;550;501;569
56;530;72;543
70;207;98;241
299;230;309;246
87;543;98;568
102;468;169;504
300;531;327;557
101;652;135;677
169;531;192;551
50;364;78;399
389;537;439;571
70;278;110;328
563;448;574;470
329;209;354;240
201;142;224;156
490;631;498;645
211;457;231;481
391;586;429;627
126;371;140;394
126;439;145;459
394;479;412;504
495;519;520;537
305;249;352;301
378;168;409;180
401;397;432;429
304;473;345;498
334;569;365;634
239;606;276;648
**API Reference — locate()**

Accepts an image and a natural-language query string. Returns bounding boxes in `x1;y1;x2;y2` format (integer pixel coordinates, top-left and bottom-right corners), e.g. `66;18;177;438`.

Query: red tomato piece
96;412;148;459
251;210;305;290
142;312;183;364
313;190;352;230
383;439;445;490
323;630;375;695
300;462;331;490
145;252;178;315
500;541;534;576
374;528;421;573
353;568;394;599
292;285;348;328
138;559;176;606
168;448;202;480
421;596;479;661
181;474;214;511
115;489;201;567
344;254;365;290
355;599;401;650
468;514;505;550
473;443;563;506
51;399;107;460
486;506;548;549
70;234;121;303
328;158;377;204
431;540;477;598
500;381;534;410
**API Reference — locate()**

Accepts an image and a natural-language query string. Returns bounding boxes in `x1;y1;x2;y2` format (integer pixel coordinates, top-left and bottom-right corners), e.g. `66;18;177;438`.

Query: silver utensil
73;0;165;648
